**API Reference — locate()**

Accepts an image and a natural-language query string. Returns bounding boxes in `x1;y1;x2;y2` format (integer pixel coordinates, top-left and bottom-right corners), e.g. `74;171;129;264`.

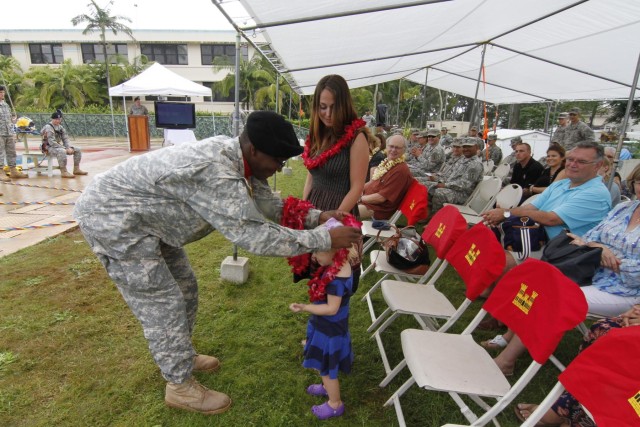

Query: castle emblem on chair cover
513;283;538;314
629;391;640;417
464;243;480;265
409;199;416;211
435;223;446;238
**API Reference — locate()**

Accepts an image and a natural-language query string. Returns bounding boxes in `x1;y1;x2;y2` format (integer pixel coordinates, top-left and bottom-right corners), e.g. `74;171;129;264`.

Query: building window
0;44;11;57
140;44;188;65
81;43;128;64
29;43;63;64
201;82;243;102
200;44;248;66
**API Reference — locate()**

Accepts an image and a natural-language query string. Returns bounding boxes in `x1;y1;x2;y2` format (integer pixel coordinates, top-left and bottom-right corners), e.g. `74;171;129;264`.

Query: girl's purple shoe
306;384;328;397
311;402;345;420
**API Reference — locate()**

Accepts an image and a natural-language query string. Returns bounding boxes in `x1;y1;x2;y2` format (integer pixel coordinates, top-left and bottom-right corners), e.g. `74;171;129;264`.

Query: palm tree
72;0;134;137
0;55;24;109
213;56;274;110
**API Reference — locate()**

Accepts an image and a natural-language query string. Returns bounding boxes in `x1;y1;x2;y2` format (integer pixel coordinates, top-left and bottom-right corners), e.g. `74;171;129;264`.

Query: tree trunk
508;104;521;129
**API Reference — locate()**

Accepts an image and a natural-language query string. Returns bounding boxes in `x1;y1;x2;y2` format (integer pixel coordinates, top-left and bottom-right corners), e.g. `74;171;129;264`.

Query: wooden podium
128;115;150;151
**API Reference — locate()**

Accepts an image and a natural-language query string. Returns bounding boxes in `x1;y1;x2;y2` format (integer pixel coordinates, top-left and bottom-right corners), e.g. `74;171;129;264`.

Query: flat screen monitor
154;101;196;129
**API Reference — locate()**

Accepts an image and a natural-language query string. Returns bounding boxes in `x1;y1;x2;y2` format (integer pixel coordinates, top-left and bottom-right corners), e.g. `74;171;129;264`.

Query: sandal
311;402;345;420
480;334;509;350
306;384;328;397
514;403;562;426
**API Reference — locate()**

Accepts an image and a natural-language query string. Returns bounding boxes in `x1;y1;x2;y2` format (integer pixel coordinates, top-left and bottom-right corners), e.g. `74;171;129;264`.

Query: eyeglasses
387;145;404;151
427;136;436;139
565;157;597;165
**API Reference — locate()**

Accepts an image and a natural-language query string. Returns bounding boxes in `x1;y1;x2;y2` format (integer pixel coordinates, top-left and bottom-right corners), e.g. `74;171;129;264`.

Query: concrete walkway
0;137;163;258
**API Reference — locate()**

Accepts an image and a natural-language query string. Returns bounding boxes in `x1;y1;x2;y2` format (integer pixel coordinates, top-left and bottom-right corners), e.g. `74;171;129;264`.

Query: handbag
381;225;430;274
541;229;603;286
494;216;547;260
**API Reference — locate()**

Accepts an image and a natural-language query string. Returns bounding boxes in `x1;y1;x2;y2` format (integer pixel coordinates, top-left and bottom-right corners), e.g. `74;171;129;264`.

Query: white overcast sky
8;0;242;31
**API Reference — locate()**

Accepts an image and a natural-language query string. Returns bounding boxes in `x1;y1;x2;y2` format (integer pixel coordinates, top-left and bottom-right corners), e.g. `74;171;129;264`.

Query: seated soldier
407;129;445;178
358;134;413;220
419;137;483;214
41;111;88;178
481;133;503;169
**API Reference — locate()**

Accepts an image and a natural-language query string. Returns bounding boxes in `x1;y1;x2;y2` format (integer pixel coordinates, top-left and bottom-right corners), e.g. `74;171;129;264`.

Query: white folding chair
492;163;510;181
460;184;523;226
444;177;501;225
361;180;428;276
372;223;505;387
384;259;588;427
521;193;539;206
482;160;494;175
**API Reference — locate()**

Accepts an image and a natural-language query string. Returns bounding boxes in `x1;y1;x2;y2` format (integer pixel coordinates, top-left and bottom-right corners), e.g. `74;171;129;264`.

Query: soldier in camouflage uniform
427;137;483;213
551;112;569;147
41;112;88;178
440;127;453;148
419;138;463;185
0;85;27;181
407;128;421;152
481;134;503;168
407;129;445;177
563;107;595;151
73;111;361;416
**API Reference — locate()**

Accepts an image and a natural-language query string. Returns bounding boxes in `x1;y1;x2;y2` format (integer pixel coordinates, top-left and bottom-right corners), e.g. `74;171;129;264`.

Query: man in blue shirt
483;141;611;269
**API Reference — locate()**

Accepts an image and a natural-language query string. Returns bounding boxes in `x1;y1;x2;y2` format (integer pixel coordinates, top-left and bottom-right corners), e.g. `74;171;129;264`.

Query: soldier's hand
319;210;350;223
328;226;362;248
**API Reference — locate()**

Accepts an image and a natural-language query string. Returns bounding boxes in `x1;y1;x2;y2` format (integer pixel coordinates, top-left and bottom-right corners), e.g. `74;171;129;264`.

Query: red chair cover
399;180;428;225
444;223;506;301
422;205;468;259
484;259;588;364
559;326;640;427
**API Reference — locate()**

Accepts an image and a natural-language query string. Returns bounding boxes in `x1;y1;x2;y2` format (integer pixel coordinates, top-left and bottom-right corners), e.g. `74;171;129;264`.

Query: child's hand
289;303;306;313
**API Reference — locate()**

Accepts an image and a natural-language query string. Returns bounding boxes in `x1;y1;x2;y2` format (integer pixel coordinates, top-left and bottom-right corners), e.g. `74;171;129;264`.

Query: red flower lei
280;196;361;302
302;118;366;170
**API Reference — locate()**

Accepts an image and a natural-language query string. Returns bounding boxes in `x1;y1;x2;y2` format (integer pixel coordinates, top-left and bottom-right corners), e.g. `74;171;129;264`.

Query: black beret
246;111;302;158
51;112;62;119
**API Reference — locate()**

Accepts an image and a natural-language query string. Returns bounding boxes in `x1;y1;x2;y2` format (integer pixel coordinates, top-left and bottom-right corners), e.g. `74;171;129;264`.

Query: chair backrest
482;159;494;175
422;205;467;259
399;179;428;225
484;259;588;364
493;162;511;180
444;223;506;301
521;193;539;205
467;177;501;214
559;326;640;427
495;184;523;209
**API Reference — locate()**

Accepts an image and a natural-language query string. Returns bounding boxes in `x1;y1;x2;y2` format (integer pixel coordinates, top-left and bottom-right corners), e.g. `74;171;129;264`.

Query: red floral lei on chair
302;118;366;170
280;196;361;302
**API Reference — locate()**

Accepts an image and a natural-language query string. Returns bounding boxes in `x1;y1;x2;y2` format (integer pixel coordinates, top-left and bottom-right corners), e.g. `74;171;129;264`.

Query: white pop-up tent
109;62;211;97
109;63;212;150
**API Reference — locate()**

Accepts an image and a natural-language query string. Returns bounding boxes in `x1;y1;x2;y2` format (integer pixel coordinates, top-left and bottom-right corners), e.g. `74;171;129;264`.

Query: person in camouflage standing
0;85;27;181
551;111;569;147
41;111;88;178
481;133;503;167
440;126;453;148
563;107;595;151
73;111;361;416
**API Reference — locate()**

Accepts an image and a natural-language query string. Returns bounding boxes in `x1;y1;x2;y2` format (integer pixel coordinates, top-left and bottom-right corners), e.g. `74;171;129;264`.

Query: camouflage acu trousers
0;135;17;167
430;188;469;213
94;241;198;384
48;145;82;169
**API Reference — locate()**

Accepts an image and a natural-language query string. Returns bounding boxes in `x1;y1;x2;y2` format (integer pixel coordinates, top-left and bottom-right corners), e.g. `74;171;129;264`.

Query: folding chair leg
449;391;480;424
384;376;416;427
373;330;393;375
520;383;565;427
576;321;589;337
360;261;375;279
367;307;394;334
380;358;407;387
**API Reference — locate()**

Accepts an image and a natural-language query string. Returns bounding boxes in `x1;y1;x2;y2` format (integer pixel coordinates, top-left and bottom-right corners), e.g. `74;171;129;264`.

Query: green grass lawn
0;160;586;426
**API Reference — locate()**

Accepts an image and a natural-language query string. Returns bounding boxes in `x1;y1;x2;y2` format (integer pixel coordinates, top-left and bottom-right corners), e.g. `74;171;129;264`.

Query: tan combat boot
9;167;27;179
165;377;231;415
60;168;75;178
193;354;220;373
73;167;88;176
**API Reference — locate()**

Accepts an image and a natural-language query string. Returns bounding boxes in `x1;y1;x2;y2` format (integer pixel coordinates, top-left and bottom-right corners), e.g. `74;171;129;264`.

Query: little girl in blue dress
289;219;357;420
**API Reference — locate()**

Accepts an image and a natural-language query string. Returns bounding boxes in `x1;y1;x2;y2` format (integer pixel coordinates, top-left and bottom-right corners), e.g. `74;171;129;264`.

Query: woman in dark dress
301;75;370;291
367;133;387;182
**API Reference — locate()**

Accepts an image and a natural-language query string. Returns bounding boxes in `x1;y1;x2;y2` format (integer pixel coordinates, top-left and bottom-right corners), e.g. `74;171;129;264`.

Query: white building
0;29;265;113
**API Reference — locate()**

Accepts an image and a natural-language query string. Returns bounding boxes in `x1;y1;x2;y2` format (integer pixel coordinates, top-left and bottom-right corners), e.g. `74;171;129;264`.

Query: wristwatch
503;210;511;219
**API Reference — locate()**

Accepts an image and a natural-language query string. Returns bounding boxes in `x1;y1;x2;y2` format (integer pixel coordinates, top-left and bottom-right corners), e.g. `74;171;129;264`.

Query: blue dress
302;275;354;379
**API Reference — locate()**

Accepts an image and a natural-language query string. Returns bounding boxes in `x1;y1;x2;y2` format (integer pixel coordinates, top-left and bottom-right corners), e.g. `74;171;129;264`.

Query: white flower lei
372;154;405;181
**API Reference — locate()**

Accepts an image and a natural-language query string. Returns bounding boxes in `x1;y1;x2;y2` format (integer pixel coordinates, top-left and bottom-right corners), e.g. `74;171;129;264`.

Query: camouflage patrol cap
410;128;420;135
558;112;569;119
451;138;463;147
511;136;522;145
569;107;581;115
461;137;477;147
246;111;302;158
470;126;478;131
427;129;439;137
488;134;498;140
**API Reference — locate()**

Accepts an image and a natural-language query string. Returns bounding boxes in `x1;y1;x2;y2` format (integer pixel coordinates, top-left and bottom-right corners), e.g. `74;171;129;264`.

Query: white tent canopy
215;0;640;103
108;62;210;97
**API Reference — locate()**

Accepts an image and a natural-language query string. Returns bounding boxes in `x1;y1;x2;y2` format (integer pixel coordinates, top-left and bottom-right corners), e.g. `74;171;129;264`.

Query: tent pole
543;102;551;134
422;68;429;129
122;97;131;151
232;30;242;261
275;73;280;114
396;79;402;127
373;84;378;121
468;44;487;128
608;51;640;190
